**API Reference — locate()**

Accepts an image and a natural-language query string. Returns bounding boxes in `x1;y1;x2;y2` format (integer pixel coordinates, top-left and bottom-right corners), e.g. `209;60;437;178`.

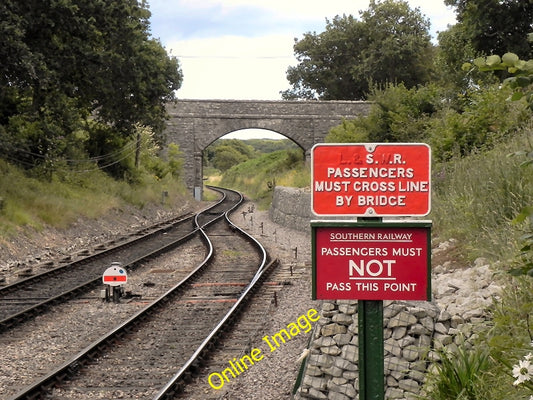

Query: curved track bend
7;186;276;400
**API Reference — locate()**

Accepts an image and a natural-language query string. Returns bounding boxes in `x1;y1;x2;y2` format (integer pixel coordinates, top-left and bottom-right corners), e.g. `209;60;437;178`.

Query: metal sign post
358;299;384;399
357;216;384;400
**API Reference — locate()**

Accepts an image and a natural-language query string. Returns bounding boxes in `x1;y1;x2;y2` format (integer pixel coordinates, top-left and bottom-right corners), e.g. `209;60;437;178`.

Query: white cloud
407;0;456;35
170;35;297;99
154;0;457;100
177;0;366;19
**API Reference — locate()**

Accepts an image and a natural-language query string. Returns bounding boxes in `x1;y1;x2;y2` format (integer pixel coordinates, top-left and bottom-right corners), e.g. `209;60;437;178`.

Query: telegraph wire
175;54;295;59
1;140;138;164
0;139;141;174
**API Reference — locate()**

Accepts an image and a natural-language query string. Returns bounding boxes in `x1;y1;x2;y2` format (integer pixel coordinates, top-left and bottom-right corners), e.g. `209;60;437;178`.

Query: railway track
5;186;276;399
0;212;198;332
0;184;247;332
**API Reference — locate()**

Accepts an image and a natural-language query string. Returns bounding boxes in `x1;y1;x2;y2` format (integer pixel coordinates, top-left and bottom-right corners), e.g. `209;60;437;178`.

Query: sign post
311;143;432;400
358;296;384;399
102;262;127;303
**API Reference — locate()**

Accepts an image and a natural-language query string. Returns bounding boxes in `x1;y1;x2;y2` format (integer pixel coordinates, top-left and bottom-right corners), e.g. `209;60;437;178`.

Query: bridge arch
165;99;371;199
204;127;301;150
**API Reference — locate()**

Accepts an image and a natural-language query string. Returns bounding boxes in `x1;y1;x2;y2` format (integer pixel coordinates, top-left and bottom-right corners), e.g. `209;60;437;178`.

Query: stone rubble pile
295;252;503;400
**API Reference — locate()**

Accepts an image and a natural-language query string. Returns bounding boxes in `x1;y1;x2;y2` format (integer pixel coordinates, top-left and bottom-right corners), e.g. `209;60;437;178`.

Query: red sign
311;143;431;216
312;222;431;301
102;265;128;286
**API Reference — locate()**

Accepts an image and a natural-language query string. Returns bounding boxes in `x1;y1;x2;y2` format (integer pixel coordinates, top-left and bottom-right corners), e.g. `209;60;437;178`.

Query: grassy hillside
0;159;189;238
206;148;309;209
432;129;533;264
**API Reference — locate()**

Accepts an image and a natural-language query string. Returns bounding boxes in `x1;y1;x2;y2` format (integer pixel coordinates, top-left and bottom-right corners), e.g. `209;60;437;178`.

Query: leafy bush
428;85;530;162
326;81;529;164
326;83;442;144
327;118;371;143
365;83;441;143
166;143;184;178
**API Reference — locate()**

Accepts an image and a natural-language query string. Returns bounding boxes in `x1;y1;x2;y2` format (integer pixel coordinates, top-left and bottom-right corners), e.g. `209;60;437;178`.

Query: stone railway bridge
164;99;371;199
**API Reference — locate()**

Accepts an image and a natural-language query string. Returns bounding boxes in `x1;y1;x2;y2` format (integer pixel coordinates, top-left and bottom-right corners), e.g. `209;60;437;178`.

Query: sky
146;0;457;138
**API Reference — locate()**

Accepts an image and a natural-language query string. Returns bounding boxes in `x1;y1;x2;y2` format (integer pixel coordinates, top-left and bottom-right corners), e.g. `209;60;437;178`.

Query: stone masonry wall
269;186;341;231
164;99;371;197
269;187;501;399
293;259;500;400
269;186;313;232
296;301;440;400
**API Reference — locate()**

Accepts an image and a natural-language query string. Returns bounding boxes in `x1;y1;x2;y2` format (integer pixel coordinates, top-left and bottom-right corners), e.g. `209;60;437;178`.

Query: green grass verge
0;159;188;238
217;149;309;209
431;129;533;264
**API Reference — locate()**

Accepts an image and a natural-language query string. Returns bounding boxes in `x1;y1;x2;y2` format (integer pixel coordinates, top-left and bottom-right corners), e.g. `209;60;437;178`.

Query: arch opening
202;128;305;191
222;128;286;141
164;99;371;199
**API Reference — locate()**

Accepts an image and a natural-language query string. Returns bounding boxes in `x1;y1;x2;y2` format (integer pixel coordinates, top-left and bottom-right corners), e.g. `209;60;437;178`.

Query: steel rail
0;226;199;332
153;185;271;399
7;186;249;400
0;213;194;296
0;190;229;332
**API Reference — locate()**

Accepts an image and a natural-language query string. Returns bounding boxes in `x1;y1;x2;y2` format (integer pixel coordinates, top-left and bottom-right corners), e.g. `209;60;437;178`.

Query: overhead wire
175;54;295;60
0;139;141;173
0;139;138;163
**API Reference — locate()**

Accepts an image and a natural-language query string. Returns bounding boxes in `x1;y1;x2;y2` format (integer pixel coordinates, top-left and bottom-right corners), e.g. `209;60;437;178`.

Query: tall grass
0;159;187;237
424;130;533;399
476;276;533;400
423;277;533;400
218;149;309;209
422;345;490;400
431;129;533;263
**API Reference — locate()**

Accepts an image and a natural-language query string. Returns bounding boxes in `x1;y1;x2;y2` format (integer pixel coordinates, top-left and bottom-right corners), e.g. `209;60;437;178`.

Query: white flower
512;358;533;386
526;353;533;361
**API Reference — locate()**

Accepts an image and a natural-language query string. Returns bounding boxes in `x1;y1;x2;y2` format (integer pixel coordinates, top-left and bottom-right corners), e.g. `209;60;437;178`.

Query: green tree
0;0;182;177
282;0;433;100
435;0;533;96
212;147;248;172
282;14;366;100
326;83;441;144
434;24;485;94
205;139;257;172
355;0;434;92
85;1;182;139
445;0;533;60
327;119;370;143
